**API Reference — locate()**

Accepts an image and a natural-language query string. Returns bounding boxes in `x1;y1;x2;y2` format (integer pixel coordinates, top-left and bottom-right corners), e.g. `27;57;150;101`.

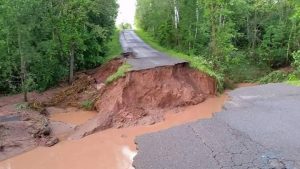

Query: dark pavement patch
133;84;300;169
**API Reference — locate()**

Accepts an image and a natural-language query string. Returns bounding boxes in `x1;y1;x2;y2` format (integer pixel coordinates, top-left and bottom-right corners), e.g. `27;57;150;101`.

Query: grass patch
135;29;223;89
102;29;122;64
81;100;94;110
286;73;300;86
258;70;300;86
286;80;300;86
105;63;132;84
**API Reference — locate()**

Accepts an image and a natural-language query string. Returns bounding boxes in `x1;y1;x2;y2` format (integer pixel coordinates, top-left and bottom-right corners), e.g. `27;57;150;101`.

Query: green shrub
105;63;132;84
258;70;289;84
286;80;300;86
224;52;270;83
286;73;300;86
102;30;123;64
81;100;94;110
292;50;300;74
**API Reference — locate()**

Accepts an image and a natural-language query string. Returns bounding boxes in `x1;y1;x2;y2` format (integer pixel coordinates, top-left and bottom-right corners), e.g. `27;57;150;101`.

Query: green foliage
292;50;300;74
0;0;118;94
81;100;94;110
102;29;122;64
105;64;132;84
224;52;270;83
287;80;300;86
258;71;289;84
286;73;300;86
136;0;300;86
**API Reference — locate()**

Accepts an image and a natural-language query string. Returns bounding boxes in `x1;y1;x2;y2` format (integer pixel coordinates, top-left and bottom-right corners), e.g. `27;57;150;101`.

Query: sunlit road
120;30;186;71
133;84;300;169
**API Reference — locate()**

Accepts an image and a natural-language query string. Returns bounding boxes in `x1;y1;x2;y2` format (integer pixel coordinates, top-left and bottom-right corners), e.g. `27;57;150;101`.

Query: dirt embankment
70;63;216;139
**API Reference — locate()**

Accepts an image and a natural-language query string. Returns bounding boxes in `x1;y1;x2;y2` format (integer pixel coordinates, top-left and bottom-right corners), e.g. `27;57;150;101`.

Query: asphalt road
120;30;186;71
133;83;300;169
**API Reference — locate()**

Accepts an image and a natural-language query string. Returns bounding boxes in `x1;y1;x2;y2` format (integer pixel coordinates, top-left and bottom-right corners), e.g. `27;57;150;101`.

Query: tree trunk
18;29;28;102
252;9;257;57
194;3;199;50
247;15;250;48
286;21;295;64
210;3;217;57
7;30;10;54
69;41;75;84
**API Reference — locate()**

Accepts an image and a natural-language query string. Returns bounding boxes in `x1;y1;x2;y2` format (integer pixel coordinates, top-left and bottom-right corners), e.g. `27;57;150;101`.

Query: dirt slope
70;63;216;139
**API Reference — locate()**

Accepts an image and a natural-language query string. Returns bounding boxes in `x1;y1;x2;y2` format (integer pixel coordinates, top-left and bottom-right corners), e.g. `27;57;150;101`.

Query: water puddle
0;94;228;169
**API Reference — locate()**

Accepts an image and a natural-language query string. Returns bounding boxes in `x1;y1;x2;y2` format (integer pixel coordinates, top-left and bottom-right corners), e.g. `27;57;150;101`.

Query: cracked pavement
133;84;300;169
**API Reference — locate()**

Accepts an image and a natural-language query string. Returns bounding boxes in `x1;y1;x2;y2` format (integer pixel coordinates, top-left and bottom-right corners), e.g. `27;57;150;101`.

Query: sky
116;0;137;26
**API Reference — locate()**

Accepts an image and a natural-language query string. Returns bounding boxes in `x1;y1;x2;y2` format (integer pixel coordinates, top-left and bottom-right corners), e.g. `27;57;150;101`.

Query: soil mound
70;63;216;139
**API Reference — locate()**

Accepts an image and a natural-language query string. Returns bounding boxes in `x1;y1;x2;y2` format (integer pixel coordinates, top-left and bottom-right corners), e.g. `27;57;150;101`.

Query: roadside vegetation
0;0;118;100
81;100;94;111
105;63;132;84
102;30;123;64
136;0;300;89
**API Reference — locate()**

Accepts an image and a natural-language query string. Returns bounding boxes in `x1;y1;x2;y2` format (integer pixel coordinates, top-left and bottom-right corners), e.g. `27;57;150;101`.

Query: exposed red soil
89;58;124;83
70;63;216;139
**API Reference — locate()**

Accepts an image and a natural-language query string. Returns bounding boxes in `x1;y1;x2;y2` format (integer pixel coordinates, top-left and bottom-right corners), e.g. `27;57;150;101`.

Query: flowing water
0;94;228;169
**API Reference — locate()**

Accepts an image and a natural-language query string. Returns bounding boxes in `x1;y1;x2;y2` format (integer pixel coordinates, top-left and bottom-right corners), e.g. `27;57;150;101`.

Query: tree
136;0;300;75
0;0;118;97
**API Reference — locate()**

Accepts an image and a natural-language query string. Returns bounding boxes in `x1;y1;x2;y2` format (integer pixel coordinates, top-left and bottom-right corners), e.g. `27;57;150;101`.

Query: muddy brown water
0;94;227;169
50;110;98;126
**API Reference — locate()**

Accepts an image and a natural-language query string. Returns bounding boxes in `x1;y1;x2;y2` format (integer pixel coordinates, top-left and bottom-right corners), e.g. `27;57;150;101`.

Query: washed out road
120;30;186;71
133;84;300;169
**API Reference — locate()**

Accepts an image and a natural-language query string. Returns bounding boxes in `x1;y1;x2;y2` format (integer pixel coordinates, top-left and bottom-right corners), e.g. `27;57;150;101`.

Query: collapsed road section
0;30;218;160
70;30;216;139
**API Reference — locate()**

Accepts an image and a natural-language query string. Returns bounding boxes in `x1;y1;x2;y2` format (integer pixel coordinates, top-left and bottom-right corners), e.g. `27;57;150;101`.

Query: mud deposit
0;94;227;169
0;111;56;161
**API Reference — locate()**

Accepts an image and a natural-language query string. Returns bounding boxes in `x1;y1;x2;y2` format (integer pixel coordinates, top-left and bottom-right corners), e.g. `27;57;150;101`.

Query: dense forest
1;0;300;97
136;0;300;85
0;0;118;97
